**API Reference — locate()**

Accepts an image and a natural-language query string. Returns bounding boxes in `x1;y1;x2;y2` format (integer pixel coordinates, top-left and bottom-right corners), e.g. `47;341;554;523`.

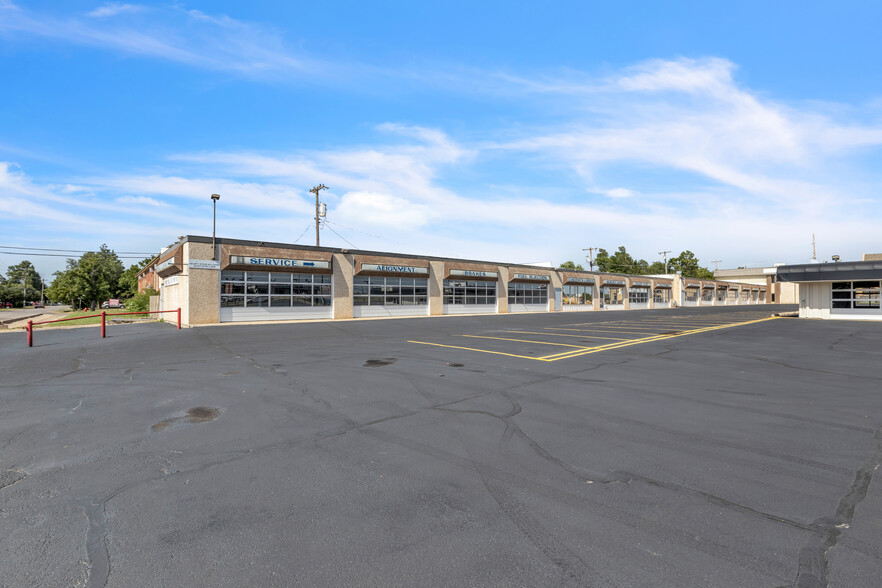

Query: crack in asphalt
793;424;882;588
78;499;110;588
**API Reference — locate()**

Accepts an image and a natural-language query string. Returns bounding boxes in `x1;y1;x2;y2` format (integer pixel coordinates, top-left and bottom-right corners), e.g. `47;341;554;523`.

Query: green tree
45;259;79;307
5;261;42;305
670;250;714;279
559;260;584;271
118;257;154;299
646;261;667;274
46;245;125;310
594;248;611;272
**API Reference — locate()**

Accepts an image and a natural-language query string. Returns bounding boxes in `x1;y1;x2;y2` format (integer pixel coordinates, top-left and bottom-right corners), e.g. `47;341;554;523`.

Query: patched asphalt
2;304;881;587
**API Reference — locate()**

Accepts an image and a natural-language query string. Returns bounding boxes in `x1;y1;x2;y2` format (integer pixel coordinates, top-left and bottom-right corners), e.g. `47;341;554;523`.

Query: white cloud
115;195;167;207
593;187;635;199
0;2;319;78
3;56;882;268
87;3;144;18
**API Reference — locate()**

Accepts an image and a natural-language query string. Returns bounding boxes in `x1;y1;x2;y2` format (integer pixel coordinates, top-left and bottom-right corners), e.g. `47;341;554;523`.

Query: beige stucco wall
496;267;509;313
428;260;444;316
332;253;354;319
186;242;220;326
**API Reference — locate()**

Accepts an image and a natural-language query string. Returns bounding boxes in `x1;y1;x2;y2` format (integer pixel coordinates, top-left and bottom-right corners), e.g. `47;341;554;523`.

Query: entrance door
554;288;562;311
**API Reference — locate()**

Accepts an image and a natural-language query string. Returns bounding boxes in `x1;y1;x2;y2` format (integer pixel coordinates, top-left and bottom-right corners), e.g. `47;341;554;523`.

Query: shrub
125;288;158;313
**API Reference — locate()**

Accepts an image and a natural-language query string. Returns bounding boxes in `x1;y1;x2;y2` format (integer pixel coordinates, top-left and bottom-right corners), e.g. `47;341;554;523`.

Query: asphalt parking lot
2;304;881;587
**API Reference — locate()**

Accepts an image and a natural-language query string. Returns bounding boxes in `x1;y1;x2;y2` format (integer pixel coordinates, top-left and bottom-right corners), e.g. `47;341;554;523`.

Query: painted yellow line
460;334;590;349
544;317;778;361
408;340;541;360
506;330;633;341
546;326;671;335
411;317;779;362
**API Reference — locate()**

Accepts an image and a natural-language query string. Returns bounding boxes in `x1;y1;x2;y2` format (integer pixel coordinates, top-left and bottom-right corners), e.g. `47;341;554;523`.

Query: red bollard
177;308;181;329
27;320;33;348
101;311;106;338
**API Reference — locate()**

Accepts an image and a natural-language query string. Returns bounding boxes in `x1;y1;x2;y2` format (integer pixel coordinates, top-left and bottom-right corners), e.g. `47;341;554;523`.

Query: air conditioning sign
511;273;549;281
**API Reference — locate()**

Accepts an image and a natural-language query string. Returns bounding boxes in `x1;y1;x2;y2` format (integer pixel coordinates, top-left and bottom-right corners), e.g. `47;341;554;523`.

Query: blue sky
3;1;882;280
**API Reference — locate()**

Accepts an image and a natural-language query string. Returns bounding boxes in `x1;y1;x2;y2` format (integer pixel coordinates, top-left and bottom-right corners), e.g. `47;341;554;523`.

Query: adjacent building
777;257;882;321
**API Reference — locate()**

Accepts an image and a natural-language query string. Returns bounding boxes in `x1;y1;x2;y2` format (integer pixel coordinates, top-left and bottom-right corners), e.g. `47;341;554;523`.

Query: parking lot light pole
211;194;220;260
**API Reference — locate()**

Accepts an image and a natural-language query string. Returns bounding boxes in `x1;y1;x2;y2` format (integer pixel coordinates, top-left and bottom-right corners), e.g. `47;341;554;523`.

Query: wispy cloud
0;2;320;78
87;3;145;19
3;56;882;269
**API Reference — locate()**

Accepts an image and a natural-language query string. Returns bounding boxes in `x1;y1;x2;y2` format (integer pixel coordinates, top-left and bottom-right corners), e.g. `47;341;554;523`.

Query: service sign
361;263;428;274
655;283;672;288
163;276;180;287
189;259;220;270
603;279;625;285
449;269;498;279
156;258;176;272
566;278;594;284
511;273;549;281
231;256;330;269
632;281;651;287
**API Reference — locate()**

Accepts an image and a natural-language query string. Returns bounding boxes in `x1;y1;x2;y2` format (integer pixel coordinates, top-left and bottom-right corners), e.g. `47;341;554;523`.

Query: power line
0;251;147;259
322;221;358;250
292;224;314;245
0;245;155;255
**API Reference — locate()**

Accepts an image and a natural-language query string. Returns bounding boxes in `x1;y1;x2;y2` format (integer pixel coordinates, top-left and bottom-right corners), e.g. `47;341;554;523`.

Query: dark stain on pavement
446;362;464;367
363;358;396;367
152;407;220;432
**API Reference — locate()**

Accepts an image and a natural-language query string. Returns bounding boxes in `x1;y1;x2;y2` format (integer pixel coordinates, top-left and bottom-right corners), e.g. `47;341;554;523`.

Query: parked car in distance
101;299;125;309
2;302;12;308
33;302;44;309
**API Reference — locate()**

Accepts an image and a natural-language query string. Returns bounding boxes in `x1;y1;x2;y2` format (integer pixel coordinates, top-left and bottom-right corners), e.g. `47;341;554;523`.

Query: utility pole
23;264;29;307
659;250;671;274
310;184;329;246
211;194;220;260
582;247;598;271
711;260;722;272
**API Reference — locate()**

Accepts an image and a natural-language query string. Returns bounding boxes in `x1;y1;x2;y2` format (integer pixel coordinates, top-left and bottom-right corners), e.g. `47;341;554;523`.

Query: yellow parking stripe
411;317;778;362
546;326;669;335
408;340;543;360
541;317;778;361
460;334;590;349
506;330;633;341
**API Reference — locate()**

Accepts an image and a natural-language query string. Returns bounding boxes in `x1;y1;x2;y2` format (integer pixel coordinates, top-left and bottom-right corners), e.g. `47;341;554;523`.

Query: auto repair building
149;236;770;326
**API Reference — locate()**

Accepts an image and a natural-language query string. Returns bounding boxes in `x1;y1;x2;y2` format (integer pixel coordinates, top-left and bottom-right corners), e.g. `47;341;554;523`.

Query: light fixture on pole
211;194;220;260
310;184;329;246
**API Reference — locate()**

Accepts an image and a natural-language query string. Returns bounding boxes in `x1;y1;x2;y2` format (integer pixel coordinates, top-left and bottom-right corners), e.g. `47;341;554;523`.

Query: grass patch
33;308;152;328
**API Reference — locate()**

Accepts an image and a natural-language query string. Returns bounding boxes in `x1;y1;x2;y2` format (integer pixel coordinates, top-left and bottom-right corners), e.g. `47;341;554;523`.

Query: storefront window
685;287;699;302
600;286;624;305
727;289;738;302
701;288;714;302
508;282;548;304
832;281;881;309
629;287;649;304
353;276;428;306
562;284;593;305
443;280;497;305
740;289;749;301
653;288;671;303
716;288;726;302
221;271;331;307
